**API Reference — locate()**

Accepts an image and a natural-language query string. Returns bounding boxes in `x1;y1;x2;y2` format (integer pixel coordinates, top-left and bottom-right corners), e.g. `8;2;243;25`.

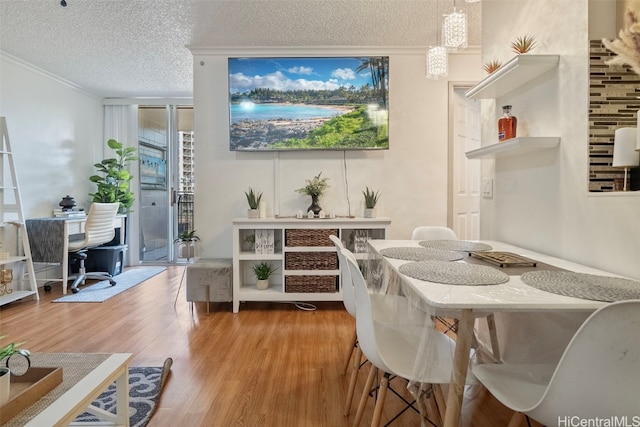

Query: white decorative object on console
254;229;275;254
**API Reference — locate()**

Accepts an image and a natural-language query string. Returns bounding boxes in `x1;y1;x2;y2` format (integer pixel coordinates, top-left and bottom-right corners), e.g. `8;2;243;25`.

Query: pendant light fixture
443;0;468;51
426;0;448;79
426;46;448;79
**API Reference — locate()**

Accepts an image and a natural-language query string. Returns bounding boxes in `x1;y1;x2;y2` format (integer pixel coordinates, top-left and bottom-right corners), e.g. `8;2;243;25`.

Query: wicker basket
285;275;338;293
285;252;338;270
285;229;338;247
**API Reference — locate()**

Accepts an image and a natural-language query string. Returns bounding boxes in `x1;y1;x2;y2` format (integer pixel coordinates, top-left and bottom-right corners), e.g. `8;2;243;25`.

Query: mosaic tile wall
589;40;640;192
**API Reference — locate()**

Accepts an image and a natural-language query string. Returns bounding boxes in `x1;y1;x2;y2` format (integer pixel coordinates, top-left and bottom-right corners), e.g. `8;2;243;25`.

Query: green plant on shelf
362;187;381;209
296;172;329;197
252;262;278;280
245;188;263;210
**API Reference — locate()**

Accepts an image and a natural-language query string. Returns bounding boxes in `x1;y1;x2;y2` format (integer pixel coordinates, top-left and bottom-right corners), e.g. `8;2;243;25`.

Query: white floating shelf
238;252;282;261
465;137;560;159
465;54;560;100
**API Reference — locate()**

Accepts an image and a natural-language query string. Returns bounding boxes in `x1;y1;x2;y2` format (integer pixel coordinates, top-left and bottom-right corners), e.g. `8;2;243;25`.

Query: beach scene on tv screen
228;56;389;151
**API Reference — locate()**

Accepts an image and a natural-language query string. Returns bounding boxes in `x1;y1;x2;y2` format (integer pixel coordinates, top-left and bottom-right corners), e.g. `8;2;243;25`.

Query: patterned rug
74;358;173;427
52;266;167;303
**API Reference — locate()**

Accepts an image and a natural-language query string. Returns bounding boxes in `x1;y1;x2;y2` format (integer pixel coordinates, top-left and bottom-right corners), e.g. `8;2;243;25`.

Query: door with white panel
450;87;481;240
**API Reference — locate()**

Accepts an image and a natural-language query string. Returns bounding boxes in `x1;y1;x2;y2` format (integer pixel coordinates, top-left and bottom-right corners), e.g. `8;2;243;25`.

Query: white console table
232;217;390;313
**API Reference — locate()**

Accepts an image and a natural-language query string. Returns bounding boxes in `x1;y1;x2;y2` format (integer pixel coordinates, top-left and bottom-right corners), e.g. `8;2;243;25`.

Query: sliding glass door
138;105;194;263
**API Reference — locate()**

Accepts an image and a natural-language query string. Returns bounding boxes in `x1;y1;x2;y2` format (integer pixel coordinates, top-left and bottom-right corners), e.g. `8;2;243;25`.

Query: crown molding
0;50;101;100
187;45;482;56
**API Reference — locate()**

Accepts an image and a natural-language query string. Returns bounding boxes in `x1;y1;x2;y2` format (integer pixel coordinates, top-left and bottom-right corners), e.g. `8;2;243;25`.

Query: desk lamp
613;127;639;191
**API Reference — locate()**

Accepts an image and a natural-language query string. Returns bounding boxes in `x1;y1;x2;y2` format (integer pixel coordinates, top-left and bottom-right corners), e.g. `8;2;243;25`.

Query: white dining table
367;239;624;427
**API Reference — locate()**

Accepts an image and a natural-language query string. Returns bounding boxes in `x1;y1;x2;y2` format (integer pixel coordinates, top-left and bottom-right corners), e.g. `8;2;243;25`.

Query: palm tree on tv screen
356;56;389;108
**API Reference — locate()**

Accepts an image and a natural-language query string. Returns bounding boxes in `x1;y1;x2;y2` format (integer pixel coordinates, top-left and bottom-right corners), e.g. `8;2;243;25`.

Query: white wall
480;0;640;280
0;53;104;219
192;50;481;258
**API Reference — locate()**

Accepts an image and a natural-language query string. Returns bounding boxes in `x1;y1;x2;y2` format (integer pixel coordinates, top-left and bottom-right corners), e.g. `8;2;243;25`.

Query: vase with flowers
296;172;330;216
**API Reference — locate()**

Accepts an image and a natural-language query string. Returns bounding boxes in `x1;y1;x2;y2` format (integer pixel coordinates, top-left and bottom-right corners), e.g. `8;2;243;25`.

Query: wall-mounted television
228;56;389;151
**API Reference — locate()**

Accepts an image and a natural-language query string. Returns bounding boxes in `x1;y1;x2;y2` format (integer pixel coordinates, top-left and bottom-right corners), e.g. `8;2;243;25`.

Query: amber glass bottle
498;105;517;142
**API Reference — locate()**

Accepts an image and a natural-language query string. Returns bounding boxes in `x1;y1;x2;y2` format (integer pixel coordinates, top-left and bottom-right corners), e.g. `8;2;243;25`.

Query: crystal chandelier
426;0;448;79
426;46;448;79
443;7;468;51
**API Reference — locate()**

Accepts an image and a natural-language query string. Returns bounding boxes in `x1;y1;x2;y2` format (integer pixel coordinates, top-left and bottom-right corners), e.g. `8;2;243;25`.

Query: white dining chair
330;235;357;374
330;234;364;416
473;299;640;426
333;235;430;417
343;247;476;427
410;225;457;241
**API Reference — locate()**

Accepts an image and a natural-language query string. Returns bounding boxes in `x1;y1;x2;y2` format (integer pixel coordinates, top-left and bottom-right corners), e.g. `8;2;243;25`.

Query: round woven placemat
521;270;640;302
380;247;463;262
418;240;493;252
398;260;509;285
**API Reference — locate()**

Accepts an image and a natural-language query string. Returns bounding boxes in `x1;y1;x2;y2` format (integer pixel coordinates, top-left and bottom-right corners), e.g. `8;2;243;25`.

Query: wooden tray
469;251;538;268
0;367;63;423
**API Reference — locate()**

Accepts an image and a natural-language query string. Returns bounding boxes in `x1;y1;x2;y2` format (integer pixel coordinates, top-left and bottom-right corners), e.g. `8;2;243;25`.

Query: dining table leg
443;309;474;427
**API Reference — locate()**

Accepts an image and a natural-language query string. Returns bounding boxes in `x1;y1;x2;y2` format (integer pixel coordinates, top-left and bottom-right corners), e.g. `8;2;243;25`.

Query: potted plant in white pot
363;187;381;218
245;188;262;219
89;138;138;214
252;261;277;290
1;336;30;406
174;230;200;261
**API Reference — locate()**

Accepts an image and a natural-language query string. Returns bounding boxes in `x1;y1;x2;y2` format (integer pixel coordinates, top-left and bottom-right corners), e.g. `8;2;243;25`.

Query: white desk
367;240;621;427
26;215;126;294
3;353;132;427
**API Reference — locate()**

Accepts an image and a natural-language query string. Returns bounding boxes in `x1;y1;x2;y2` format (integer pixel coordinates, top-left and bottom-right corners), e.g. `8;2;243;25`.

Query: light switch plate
482;178;493;198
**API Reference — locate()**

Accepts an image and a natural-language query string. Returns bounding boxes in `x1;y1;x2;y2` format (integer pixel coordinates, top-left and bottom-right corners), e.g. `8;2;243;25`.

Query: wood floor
0;265;534;426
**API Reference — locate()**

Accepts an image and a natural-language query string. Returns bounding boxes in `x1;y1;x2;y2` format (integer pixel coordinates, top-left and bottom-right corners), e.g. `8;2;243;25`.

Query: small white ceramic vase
178;240;197;260
364;208;377;218
248;209;260;219
256;279;269;290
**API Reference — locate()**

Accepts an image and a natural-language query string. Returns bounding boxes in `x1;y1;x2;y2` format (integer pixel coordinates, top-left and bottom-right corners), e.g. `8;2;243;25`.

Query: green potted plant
1;336;30;406
89;138;138;214
363;187;381;218
252;261;277;290
296;172;330;216
245;188;262;218
174;230;200;260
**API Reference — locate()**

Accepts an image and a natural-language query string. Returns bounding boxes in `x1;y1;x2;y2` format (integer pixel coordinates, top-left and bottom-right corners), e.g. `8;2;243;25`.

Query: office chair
473;299;640;426
67;202;120;293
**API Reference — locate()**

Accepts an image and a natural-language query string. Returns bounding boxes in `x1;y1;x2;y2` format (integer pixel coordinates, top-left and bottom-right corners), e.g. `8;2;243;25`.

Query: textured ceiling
0;0;481;98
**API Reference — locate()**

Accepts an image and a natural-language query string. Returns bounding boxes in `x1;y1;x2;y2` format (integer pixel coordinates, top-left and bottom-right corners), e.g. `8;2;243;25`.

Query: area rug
74;358;173;427
52;266;167;303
